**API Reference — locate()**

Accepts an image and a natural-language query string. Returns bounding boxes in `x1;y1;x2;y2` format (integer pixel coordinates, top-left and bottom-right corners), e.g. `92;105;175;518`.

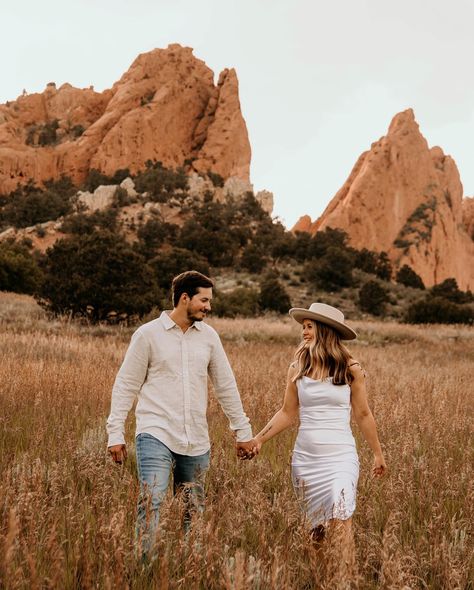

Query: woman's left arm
350;363;387;478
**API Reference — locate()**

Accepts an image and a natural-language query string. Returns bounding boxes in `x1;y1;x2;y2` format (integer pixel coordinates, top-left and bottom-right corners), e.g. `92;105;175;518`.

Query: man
106;270;255;556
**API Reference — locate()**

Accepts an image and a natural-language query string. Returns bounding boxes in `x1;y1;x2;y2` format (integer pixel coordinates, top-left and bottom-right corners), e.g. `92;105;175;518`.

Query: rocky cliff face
293;109;474;290
463;197;474;241
0;44;251;194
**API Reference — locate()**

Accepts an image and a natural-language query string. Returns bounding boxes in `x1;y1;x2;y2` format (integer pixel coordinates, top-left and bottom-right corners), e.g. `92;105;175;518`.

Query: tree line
0;164;472;324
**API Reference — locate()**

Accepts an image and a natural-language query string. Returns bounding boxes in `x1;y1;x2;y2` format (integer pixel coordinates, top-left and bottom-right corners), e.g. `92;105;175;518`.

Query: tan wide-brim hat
289;302;357;340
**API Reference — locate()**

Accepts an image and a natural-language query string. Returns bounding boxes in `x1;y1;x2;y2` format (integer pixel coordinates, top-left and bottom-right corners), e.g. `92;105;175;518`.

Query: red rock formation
192;69;250;181
293;109;474;290
292;214;313;233
0;44;251;194
462;197;474;241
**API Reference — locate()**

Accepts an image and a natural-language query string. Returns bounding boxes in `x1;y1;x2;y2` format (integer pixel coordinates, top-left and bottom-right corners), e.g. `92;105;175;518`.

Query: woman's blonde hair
292;320;353;385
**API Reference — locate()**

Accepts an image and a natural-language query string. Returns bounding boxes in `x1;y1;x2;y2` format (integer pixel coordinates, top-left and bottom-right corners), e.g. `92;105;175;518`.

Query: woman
252;302;386;540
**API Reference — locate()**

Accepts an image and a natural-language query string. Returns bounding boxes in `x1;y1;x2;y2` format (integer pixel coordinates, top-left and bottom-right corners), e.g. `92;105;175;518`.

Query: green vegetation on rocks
396;265;425;289
0;176;77;229
0;163;471;324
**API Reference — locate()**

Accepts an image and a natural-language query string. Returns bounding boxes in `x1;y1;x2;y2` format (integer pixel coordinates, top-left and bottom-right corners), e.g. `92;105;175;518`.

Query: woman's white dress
291;376;359;527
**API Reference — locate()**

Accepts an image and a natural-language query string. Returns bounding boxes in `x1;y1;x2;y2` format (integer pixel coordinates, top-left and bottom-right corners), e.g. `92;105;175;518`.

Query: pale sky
2;0;473;228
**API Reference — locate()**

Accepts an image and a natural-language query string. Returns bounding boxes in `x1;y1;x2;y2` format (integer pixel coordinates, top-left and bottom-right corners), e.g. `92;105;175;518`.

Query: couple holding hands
107;271;386;558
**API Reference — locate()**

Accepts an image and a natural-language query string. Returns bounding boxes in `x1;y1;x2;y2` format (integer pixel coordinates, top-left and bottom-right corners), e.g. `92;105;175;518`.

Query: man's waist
135;426;211;456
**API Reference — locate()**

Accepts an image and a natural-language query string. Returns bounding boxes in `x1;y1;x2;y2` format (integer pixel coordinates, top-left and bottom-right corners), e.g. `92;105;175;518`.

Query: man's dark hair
172;270;214;307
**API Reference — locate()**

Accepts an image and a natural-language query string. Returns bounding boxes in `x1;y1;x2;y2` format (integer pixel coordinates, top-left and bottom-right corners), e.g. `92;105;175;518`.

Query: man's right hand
108;444;127;464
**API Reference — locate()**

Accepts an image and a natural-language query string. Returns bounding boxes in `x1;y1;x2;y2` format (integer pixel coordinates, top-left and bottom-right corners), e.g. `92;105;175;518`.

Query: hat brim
289;308;357;340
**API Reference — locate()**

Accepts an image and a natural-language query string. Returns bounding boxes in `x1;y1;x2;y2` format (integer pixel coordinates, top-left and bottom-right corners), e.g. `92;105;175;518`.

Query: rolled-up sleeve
106;329;149;446
208;333;252;442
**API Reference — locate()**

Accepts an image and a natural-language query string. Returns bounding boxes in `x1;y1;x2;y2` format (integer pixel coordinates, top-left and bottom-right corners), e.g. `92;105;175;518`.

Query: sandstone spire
293;109;474;290
192;68;251;181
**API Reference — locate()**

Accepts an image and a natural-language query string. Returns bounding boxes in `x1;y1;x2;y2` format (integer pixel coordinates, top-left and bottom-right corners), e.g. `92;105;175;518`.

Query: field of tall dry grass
0;292;472;589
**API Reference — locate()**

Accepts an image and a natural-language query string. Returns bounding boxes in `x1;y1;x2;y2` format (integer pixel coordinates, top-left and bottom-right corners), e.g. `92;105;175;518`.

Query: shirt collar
160;310;203;331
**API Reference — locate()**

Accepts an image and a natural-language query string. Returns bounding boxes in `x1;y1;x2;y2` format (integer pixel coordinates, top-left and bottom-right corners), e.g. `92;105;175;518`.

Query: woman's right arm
253;366;299;450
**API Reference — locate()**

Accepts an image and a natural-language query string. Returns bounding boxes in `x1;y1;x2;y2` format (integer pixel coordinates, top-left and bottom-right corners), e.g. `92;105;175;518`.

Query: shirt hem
135;427;211;456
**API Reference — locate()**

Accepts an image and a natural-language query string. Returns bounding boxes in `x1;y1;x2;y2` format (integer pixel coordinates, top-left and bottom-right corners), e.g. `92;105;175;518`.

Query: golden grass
0;293;473;588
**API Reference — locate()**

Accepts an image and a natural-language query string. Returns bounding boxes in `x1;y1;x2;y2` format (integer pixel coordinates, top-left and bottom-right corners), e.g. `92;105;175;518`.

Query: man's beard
187;310;206;322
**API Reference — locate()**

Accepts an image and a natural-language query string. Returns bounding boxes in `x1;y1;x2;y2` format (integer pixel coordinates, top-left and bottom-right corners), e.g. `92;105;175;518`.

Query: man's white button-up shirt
106;311;252;455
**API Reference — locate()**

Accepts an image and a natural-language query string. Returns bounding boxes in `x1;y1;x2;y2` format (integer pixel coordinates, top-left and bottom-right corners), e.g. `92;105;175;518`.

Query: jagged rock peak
292;109;474;290
0;44;251;194
388;108;417;133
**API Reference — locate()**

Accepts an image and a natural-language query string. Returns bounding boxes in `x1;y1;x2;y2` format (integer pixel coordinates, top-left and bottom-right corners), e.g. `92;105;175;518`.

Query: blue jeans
135;433;210;556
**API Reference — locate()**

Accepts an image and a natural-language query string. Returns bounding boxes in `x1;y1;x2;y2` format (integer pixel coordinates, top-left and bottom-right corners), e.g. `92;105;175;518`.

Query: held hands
108;444;127;464
236;438;262;460
372;454;387;478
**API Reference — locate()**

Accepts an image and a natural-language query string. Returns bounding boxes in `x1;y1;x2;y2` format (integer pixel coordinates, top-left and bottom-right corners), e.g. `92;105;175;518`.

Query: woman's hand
252;437;263;456
237;437;262;460
372;454;387;478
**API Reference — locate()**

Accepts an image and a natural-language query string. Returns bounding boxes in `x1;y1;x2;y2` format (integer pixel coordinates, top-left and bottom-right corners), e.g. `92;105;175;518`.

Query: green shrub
406;297;473;324
396;265;425;289
259;273;291;314
408;197;437;222
393;238;412;250
353;248;379;275
354;248;392;280
179;218;240;267
136;219;178;258
0;240;43;294
212;287;260;318
359;280;389;315
134;161;188;203
0;177;77;229
60;208;120;235
25;126;37;146
37;231;160;320
112;187;133;208
310;227;351;258
82;169;131;192
35;225;46;238
430;278;472;304
149;247;210;295
271;230;298;260
38;119;59;146
175;192;291;268
26;120;60;147
240;243;267;273
306;246;353;291
394;198;437;250
291;232;312;262
373;251;392;280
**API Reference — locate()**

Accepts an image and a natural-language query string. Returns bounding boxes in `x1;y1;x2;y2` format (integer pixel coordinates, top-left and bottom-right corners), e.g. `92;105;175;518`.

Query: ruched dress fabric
291;376;359;527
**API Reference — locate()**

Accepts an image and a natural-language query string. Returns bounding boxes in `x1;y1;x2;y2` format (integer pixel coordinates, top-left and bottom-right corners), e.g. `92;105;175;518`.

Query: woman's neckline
302;374;333;382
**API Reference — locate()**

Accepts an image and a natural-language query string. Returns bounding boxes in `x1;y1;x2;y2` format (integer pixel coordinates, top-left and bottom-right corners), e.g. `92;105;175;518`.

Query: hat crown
288;301;356;340
308;302;345;324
